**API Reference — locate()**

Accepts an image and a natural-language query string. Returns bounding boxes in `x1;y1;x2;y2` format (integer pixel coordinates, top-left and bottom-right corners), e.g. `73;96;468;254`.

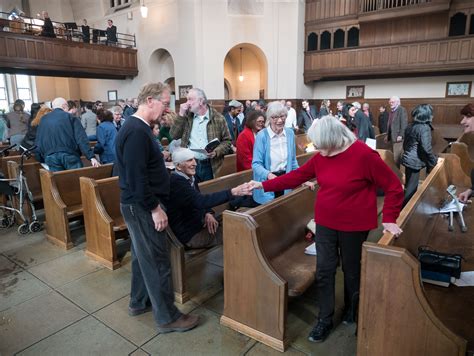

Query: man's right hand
458;189;473;203
179;102;191;116
90;158;101;167
151;204;168;232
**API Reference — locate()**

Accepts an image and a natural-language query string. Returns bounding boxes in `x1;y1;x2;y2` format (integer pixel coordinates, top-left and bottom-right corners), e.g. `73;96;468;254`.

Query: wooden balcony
0;31;138;79
358;0;450;22
304;36;474;83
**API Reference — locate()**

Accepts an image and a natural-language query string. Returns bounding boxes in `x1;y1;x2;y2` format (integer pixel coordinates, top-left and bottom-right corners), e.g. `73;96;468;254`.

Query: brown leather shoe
157;314;200;333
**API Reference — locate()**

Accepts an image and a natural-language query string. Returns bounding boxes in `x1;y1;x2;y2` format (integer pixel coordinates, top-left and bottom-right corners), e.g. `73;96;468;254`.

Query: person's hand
151;204;168;232
90;158;100;167
207;151;217;159
458;189;473;203
204;213;219;235
303;181;316;191
179;102;191;116
231;182;253;196
383;136;388;143
396;136;403;143
248;180;263;190
162;151;171;161
267;172;277;180
231;145;237;153
382;223;403;238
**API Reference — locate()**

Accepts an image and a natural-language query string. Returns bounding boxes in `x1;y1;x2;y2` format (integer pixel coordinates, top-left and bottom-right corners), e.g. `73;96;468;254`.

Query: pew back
215;154;236;178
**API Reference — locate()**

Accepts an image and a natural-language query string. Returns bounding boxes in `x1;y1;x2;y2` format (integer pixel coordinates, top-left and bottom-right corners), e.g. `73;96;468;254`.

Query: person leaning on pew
458;103;474;203
165;148;252;249
249;115;404;343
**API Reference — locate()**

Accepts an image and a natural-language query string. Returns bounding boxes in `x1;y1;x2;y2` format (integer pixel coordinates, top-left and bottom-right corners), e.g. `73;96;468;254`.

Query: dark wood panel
0;32;138;79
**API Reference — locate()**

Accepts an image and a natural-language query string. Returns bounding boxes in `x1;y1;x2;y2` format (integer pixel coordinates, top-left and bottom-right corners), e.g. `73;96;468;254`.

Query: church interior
0;0;473;355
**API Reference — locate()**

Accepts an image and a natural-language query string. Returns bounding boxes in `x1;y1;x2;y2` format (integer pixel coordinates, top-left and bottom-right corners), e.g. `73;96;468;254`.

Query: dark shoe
157;314;200;334
342;308;355;325
308;320;333;343
128;305;152;317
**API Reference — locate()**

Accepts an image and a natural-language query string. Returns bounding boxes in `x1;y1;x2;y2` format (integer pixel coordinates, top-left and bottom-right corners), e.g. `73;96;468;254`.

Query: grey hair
390;96;401;105
308;115;356;150
190;88;208;105
265;101;288;127
351;101;361;109
111;105;123;114
52;97;67;110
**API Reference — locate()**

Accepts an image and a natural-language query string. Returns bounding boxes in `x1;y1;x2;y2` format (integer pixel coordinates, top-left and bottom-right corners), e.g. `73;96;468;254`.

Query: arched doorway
223;43;267;100
224;78;232;100
149;48;175;94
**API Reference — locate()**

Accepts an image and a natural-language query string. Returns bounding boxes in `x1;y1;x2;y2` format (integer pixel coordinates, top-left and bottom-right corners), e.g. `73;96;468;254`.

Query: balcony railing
304;36;474;82
360;0;431;13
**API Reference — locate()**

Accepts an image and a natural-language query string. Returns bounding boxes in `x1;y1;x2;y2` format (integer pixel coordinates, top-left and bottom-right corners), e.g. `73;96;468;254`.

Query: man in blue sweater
166;148;251;248
35;97;100;171
115;83;199;334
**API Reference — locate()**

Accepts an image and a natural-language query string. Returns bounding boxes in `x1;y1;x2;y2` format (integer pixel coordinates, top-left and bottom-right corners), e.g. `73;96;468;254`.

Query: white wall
312;75;474;99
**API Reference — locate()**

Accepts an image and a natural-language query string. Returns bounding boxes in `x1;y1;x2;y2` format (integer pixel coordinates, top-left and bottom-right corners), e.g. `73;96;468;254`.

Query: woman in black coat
400;104;438;205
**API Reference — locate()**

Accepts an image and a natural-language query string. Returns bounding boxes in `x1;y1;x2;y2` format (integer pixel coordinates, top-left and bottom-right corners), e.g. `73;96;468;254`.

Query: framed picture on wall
107;90;118;102
346;85;365;99
179;85;193;100
446;82;471;97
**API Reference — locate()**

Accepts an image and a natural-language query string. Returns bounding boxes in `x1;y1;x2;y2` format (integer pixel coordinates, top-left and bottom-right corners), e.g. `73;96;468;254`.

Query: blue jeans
45;152;83;172
196;159;213;182
120;203;181;325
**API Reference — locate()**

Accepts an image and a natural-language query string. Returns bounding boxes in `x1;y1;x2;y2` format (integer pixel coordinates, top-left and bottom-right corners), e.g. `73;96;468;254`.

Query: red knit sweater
262;141;404;231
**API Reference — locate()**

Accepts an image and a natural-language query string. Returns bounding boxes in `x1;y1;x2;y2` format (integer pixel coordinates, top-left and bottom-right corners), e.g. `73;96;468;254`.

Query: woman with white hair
250;115;403;343
251;101;299;204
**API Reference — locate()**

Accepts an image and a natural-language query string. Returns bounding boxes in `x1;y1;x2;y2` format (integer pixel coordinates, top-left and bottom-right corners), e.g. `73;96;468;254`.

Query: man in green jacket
171;88;232;181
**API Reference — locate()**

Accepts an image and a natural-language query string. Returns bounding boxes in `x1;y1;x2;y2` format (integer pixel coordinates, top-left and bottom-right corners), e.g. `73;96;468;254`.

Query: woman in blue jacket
252;101;299;204
95;109;117;164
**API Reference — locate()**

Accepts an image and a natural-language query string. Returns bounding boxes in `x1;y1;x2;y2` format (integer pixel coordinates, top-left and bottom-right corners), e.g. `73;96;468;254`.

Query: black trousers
315;224;369;324
120;203;182;325
403;166;420;206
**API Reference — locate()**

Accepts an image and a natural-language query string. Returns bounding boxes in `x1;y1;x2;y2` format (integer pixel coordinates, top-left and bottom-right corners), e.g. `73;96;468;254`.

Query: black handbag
418;246;462;279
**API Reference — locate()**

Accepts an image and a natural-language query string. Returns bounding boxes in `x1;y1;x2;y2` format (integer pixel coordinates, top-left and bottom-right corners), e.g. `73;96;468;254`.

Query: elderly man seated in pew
249;116;404;343
165;148;252;249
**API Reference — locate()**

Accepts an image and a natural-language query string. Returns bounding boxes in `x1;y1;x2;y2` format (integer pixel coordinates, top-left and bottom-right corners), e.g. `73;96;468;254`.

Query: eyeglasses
270;115;286;120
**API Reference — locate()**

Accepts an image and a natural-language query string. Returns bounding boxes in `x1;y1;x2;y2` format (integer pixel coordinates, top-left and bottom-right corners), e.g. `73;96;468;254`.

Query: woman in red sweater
250;116;404;343
236;110;265;171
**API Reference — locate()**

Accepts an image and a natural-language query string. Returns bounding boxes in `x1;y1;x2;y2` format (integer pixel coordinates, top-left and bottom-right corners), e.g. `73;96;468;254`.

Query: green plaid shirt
170;106;232;177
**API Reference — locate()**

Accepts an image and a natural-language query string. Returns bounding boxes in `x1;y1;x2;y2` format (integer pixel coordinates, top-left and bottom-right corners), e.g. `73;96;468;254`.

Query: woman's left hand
382;223;403;238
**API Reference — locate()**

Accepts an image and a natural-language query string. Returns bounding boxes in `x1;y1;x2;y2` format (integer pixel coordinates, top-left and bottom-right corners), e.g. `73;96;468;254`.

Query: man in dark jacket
115;82;199;333
298;99;318;132
35;97;99;171
40;11;56;38
166;148;251;248
386;96;408;167
378;105;388;134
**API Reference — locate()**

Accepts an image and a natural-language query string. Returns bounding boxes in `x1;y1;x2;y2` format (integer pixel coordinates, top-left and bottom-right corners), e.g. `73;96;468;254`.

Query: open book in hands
190;138;220;154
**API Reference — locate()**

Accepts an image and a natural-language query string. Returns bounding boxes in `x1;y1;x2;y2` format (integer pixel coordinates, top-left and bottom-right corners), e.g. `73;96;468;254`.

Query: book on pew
421;270;455;287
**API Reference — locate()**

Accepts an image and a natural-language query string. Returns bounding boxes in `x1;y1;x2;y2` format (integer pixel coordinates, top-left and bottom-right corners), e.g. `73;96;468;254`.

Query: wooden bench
296;133;310;155
40;164;113;249
431;128;449;155
358;154;473;356
375;133;391;150
215;154;236;178
7;161;43;224
221;185;317;351
449;132;474;178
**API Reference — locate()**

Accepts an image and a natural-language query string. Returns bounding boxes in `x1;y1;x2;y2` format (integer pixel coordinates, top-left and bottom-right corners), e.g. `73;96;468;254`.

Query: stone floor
0;220;359;356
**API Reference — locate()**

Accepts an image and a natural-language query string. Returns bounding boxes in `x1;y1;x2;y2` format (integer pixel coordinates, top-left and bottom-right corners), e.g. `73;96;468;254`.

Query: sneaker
308;320;333;343
157;314;200;334
128;305;152;317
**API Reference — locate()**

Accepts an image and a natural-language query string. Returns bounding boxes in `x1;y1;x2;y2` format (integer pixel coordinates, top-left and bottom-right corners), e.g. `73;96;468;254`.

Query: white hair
52;97;67;110
351;102;361;109
390;96;401;105
265;101;288;127
307;115;356;150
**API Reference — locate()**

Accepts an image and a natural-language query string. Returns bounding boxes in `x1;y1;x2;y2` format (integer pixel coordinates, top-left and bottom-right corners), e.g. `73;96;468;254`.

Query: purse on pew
418;246;463;280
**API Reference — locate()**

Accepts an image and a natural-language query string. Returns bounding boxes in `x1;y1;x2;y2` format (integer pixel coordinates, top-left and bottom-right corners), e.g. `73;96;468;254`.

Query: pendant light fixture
239;47;244;82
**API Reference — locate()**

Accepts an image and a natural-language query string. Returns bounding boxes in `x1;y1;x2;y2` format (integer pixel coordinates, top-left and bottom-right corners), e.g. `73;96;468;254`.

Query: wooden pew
40;164;113;249
431;128;449;155
375;133;391;150
449;132;474;178
215;154;236;178
80;176;127;270
220;185;316;351
7;161;43;224
358;154;473;356
296;133;309;155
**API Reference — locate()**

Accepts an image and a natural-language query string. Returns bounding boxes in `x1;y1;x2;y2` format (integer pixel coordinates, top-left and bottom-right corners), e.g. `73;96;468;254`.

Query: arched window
347;27;359;47
333;29;345;49
449;12;467;36
307;32;318;51
470;14;474;35
320;31;331;50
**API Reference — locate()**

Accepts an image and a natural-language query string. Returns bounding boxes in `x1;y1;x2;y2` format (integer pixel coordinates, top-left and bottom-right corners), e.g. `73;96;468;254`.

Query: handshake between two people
230;180;317;197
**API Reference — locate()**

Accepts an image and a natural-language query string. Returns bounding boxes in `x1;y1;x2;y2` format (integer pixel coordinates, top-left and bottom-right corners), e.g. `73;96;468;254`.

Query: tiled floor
0;223;358;355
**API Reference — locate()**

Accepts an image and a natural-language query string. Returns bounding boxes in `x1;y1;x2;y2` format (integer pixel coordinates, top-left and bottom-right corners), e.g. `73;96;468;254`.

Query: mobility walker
440;185;469;233
0;144;42;234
